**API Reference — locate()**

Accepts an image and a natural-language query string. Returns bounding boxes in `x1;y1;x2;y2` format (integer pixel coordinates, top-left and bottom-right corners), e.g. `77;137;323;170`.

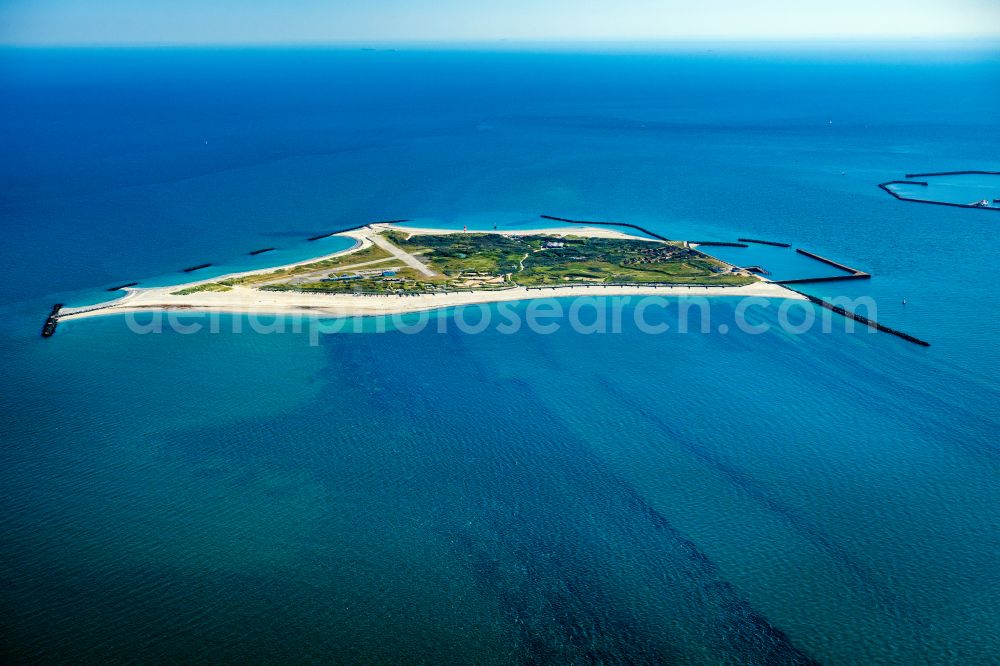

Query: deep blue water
2;46;999;663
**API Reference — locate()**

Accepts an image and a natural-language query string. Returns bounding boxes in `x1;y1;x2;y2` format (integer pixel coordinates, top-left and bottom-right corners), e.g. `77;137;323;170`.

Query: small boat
970;199;991;207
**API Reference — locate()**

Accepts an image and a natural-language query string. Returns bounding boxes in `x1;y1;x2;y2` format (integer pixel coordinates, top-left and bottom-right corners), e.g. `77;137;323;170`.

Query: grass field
171;282;233;295
173;231;754;296
390;232;754;288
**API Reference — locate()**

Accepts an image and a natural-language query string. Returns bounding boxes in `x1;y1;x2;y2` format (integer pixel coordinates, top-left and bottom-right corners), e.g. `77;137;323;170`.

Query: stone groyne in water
771;249;870;285
308;220;409;241
539;215;671;242
786;288;930;347
738;238;791;248
40;303;62;338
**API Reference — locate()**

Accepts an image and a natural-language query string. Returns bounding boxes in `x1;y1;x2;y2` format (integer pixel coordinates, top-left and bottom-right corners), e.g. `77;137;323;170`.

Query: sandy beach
59;281;802;322
58;224;803;322
383;223;653;241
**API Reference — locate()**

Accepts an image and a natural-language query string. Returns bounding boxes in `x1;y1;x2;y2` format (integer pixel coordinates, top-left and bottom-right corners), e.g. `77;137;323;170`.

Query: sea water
2;45;999;663
890;172;999;207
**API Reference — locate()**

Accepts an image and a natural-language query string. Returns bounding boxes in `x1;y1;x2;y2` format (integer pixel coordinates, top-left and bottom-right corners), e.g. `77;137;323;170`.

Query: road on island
366;233;437;277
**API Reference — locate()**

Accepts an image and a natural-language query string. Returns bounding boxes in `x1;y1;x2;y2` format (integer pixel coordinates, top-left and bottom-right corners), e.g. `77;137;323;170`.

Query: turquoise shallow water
2;47;1000;663
60;234;357;308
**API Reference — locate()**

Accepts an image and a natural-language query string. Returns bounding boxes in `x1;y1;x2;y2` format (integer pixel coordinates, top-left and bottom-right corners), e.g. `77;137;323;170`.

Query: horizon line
2;35;999;50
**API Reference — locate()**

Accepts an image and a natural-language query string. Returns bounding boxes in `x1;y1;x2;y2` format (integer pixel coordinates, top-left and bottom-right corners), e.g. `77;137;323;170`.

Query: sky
1;0;999;46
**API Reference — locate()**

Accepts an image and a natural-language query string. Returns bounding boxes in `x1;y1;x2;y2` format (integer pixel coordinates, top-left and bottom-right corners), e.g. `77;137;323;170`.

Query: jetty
540;215;670;242
309;220;409;242
690;241;748;248
786;288;929;347
542;216;874;286
772;249;870;285
795;249;866;274
738;238;791;248
182;263;212;273
106;282;139;291
775;274;869;285
41;304;62;338
775;274;870;285
249;247;276;256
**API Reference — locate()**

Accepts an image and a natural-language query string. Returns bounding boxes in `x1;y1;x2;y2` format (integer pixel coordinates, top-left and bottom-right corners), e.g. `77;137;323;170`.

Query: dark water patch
460;540;684;665
437;376;817;661
591;373;931;639
768;319;1000;463
309;330;819;663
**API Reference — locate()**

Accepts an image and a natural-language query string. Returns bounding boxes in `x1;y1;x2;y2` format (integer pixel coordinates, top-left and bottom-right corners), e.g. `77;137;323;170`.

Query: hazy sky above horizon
2;0;999;45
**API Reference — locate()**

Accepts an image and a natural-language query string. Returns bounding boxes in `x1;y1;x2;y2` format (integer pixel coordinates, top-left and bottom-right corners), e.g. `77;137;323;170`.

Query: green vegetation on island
266;231;754;294
391;231;751;286
169;231;755;297
171;282;233;295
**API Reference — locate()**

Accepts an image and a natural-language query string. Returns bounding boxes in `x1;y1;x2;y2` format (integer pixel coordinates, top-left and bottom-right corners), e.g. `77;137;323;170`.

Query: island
56;224;801;322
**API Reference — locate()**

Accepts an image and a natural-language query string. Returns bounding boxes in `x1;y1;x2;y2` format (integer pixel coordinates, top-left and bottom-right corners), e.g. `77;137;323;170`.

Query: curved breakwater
880;170;1000;211
904;170;1000;178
